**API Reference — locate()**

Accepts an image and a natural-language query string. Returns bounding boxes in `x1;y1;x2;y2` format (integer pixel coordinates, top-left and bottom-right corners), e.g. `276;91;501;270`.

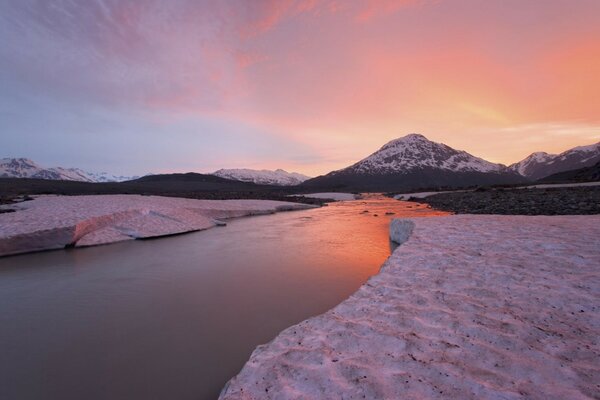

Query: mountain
301;134;526;191
212;168;310;186
538;160;600;183
0;172;301;201
509;142;600;180
132;172;238;184
124;172;300;197
0;158;138;182
85;171;140;183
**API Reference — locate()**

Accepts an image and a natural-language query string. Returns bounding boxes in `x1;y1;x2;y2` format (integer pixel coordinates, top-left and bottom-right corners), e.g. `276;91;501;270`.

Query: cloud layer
1;0;599;175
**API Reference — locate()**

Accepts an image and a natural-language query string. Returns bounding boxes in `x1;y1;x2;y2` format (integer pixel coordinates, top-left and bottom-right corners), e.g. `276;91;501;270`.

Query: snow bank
0;195;314;257
295;193;357;201
220;215;600;399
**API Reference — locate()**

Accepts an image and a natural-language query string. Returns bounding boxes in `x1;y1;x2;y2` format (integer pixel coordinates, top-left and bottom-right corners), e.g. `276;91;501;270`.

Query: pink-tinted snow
220;215;600;400
0;195;314;257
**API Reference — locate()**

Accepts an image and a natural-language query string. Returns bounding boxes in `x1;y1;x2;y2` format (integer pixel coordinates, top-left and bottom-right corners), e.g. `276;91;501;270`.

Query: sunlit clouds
1;0;599;175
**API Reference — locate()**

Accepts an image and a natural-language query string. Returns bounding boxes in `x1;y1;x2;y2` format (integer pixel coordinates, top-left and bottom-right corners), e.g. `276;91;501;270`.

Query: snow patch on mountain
509;142;600;180
213;168;310;186
510;152;553;176
0;158;138;182
339;133;506;175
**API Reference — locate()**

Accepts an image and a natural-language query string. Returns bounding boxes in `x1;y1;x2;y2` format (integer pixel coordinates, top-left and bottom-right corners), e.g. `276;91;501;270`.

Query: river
0;195;446;399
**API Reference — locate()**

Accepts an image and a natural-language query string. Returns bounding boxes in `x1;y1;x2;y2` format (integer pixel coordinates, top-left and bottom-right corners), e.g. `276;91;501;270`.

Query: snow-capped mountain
85;171;141;183
212;168;310;186
0;158;138;182
509;142;600;180
344;133;505;174
302;134;525;191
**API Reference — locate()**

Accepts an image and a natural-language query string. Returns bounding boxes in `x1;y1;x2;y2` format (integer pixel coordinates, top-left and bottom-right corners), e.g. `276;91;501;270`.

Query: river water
0;196;446;399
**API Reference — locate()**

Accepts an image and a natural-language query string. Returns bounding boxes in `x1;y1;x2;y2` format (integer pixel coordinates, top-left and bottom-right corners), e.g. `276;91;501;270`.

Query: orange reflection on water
0;193;450;400
286;193;451;283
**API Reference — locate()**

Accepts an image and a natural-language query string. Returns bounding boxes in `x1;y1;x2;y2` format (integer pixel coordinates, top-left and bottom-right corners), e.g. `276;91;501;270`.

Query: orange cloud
535;38;600;122
6;0;599;175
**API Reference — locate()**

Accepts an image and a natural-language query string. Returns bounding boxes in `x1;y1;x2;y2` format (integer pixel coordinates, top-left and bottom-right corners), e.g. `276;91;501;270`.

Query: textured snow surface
0;158;138;182
213;168;310;186
296;193;358;201
221;215;600;400
340;134;506;175
0;195;314;257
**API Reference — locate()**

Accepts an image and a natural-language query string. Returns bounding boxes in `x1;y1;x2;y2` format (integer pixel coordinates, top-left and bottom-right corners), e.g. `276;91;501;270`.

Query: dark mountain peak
3;157;37;166
539;160;600;183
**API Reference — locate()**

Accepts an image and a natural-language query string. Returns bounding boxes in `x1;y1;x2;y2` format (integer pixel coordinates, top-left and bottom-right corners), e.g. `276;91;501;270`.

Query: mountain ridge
212;168;310;186
0;158;138;183
3;135;598;189
302;134;525;191
338;134;506;175
538;160;600;183
509;142;600;180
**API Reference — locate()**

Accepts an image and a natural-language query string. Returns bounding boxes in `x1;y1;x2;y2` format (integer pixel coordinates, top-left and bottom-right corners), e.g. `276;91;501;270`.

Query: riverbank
0;195;447;400
0;195;315;257
410;185;600;215
220;214;600;399
293;192;358;201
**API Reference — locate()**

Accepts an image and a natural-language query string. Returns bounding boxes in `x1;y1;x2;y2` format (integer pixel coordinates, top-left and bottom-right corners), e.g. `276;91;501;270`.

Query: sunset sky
1;0;599;176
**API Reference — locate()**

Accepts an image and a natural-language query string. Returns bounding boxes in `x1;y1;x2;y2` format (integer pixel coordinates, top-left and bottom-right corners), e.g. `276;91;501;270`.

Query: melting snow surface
221;215;600;399
0;195;314;257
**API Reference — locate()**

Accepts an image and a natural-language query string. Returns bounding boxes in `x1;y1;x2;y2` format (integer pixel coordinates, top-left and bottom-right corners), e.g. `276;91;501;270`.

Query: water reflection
0;195;447;400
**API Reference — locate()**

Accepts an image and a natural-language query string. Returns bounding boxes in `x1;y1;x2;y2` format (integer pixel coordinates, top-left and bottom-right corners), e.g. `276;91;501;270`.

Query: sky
1;0;599;176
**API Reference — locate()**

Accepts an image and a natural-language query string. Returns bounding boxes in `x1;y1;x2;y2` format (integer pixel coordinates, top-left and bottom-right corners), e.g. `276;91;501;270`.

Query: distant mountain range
213;168;310;186
301;134;524;191
0;158;138;182
508;142;600;180
3;135;599;190
301;134;600;191
0;158;309;186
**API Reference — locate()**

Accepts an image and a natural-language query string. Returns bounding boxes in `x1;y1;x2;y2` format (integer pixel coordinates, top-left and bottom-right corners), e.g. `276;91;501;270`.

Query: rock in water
389;219;414;244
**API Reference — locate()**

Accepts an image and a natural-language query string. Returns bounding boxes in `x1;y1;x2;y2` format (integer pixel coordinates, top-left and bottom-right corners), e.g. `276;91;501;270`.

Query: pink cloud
355;0;429;22
241;0;325;38
3;0;600;174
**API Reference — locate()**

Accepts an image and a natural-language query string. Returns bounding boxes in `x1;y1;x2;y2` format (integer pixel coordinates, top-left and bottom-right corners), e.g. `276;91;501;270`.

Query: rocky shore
413;186;600;215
